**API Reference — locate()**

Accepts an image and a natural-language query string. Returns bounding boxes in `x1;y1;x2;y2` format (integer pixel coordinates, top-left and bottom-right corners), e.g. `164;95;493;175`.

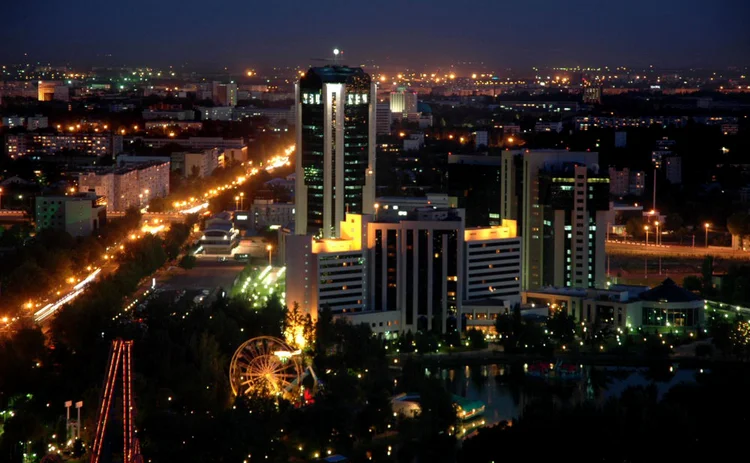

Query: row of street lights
234;192;245;210
643;222;712;247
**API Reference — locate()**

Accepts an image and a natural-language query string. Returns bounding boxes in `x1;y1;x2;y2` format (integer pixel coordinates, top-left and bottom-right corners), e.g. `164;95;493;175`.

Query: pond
434;362;704;426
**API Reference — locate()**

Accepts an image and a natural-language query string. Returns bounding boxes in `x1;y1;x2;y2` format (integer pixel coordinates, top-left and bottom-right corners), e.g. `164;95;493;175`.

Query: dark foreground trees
460;365;750;462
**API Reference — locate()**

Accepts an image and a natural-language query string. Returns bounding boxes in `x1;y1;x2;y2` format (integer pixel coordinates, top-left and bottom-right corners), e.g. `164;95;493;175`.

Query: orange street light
705;223;711;248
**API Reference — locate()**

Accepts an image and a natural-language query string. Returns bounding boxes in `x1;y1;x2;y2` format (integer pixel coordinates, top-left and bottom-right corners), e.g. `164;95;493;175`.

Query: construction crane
90;339;142;463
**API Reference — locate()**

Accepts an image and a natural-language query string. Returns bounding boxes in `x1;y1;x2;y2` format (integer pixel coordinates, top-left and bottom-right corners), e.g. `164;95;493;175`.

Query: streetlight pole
234;196;240;211
266;245;273;266
644;225;649;246
705;223;710;248
239;192;245;210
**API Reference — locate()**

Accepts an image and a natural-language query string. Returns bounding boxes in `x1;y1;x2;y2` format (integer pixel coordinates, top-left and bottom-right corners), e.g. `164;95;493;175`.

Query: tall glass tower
294;66;376;238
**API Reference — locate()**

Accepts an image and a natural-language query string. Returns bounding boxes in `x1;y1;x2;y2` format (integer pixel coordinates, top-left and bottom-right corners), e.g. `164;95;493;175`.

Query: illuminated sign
302;93;321;104
236;214;248;220
346;93;369;105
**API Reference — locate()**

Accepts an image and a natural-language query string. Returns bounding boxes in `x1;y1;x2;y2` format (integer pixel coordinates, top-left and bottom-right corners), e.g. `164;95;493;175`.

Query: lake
433;362;704;426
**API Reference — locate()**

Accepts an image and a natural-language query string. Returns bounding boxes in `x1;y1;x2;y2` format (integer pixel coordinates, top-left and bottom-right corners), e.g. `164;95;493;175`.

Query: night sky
3;0;749;71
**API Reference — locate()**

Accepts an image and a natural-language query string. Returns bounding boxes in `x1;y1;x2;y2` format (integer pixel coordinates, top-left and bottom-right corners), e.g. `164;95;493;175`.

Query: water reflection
436;363;702;426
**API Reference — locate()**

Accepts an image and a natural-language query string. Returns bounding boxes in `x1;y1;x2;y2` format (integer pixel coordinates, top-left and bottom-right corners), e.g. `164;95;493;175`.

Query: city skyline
3;0;749;70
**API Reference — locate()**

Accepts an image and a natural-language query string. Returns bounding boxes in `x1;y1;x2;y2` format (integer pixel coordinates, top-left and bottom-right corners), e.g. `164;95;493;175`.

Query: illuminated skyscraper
294;66;376;238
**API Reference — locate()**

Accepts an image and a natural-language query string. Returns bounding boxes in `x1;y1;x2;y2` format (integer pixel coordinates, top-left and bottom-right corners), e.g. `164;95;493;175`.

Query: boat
391;393;486;422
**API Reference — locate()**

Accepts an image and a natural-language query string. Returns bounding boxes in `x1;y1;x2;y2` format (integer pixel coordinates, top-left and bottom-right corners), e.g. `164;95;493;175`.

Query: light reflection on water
434;363;702;425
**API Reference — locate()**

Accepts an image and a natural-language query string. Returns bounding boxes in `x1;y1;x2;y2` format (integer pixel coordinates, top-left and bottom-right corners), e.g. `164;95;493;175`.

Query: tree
546;309;576;345
727;212;750;249
683;275;703;292
465;329;487;350
148;196;167;212
727;212;750;237
702;255;714;297
665;213;684;232
625;216;645;239
178;254;197;270
284;302;313;350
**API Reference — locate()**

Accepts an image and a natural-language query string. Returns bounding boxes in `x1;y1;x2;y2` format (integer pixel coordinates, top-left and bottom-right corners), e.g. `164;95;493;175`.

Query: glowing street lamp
266;245;273;266
644;225;650;246
234;195;240;210
705;223;710;248
654;221;660;245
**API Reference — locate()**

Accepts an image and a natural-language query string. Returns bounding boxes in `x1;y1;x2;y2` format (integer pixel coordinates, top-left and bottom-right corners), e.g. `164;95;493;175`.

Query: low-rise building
199;213;240;255
249;199;295;229
35;193;106;237
522;278;703;332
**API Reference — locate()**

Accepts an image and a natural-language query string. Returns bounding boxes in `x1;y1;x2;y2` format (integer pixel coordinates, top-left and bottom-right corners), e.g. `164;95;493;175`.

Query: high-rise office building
294;66;376;238
501;150;609;290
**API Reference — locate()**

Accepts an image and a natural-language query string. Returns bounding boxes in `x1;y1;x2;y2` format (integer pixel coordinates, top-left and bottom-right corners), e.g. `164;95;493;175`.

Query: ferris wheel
229;336;304;399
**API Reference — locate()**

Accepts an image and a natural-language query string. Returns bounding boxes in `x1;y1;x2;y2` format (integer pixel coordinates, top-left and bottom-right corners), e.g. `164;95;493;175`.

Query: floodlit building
284;210;521;336
199;213;240;255
78;161;170;212
35;192;107;237
390;88;418;118
285;214;371;320
294;65;376;238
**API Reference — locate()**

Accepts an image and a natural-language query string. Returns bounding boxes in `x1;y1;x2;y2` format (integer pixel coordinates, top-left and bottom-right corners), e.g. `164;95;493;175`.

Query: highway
606;240;750;260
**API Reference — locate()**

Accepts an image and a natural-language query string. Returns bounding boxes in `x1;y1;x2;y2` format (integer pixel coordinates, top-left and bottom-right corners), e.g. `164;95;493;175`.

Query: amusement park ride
79;336;311;463
229;336;318;402
90;339;142;463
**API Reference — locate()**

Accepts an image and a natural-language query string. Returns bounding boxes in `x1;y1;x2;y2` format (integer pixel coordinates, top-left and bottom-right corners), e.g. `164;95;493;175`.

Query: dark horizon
3;0;749;72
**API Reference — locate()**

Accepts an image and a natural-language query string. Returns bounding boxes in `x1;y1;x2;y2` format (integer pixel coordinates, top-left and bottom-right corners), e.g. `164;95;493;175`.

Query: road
606;240;750;260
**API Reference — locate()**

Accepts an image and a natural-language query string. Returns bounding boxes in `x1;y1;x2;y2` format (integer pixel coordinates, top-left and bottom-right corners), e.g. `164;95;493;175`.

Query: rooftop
638;278;702;303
